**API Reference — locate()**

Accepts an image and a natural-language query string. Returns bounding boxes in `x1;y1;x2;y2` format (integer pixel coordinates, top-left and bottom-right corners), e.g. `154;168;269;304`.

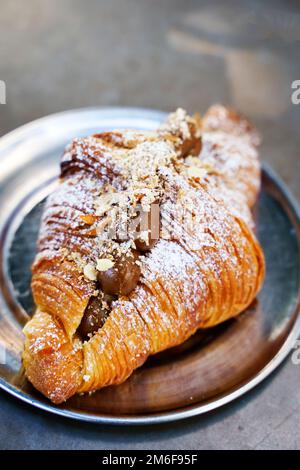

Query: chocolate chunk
78;296;111;339
134;202;160;252
135;235;157;252
97;250;141;296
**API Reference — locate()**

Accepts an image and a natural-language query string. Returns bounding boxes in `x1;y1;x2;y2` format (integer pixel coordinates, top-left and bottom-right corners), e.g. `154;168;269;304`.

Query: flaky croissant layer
23;106;265;404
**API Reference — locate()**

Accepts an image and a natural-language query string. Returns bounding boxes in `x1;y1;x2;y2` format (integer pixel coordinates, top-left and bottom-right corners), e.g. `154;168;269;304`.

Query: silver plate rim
0;107;299;425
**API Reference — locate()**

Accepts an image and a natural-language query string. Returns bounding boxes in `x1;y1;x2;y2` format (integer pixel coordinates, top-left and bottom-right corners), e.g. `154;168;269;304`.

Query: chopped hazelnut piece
80;214;97;225
96;258;115;272
83;263;97;281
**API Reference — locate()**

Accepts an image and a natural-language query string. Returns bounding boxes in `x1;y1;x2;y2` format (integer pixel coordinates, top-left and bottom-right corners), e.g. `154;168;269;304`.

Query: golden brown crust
23;310;83;404
23;106;265;403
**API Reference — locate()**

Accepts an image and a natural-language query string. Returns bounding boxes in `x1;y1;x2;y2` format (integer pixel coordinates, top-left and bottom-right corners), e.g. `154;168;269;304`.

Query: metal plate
0;107;299;425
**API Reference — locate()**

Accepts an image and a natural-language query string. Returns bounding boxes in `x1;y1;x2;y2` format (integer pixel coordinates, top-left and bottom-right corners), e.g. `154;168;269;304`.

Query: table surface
0;0;300;450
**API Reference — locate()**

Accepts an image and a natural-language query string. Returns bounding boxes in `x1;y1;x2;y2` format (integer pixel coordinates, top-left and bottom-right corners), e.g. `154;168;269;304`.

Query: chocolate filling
134;202;160;252
78;249;142;340
77;199;162;340
78;294;116;340
97;250;141;297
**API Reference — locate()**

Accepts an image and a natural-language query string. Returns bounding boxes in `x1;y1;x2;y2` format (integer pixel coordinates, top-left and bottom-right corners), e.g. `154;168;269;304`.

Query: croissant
23;105;265;404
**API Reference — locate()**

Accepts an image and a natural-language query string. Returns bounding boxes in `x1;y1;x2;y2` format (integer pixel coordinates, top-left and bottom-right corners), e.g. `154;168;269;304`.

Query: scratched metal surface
0;0;300;450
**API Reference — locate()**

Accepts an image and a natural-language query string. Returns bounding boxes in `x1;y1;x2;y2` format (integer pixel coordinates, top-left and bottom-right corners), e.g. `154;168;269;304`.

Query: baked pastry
23;106;265;404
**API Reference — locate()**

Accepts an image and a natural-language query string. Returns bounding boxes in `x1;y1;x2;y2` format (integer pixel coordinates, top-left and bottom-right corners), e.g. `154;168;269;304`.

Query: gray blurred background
1;0;300;197
0;0;300;450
